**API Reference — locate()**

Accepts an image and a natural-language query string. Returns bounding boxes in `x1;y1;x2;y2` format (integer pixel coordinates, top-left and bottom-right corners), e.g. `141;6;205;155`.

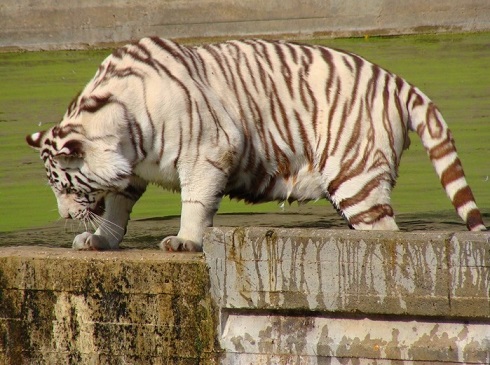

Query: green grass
1;33;489;232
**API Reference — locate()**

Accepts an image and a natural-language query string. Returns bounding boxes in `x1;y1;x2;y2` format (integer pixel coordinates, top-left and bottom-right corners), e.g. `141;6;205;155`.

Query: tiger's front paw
73;232;114;250
159;236;202;252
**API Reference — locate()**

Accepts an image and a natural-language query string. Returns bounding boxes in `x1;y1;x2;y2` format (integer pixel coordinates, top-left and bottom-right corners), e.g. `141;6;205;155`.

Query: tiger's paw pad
72;232;112;250
159;236;202;252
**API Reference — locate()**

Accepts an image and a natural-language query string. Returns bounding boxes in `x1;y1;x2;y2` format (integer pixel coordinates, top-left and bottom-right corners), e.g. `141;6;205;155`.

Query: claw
159;236;202;252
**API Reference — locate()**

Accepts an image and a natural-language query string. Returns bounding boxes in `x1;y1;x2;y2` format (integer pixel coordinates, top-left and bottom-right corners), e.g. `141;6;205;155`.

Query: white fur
28;38;485;251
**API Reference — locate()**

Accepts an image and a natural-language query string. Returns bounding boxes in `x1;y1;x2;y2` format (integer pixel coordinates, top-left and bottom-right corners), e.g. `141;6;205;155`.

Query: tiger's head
26;125;132;220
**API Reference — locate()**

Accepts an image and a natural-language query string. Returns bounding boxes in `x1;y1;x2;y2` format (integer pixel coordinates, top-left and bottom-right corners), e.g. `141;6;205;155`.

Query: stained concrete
221;315;490;364
204;227;490;364
205;228;490;318
0;247;221;364
0;228;489;364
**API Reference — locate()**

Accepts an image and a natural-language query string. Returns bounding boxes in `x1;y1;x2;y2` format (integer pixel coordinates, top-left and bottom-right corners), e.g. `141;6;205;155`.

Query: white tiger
26;37;486;251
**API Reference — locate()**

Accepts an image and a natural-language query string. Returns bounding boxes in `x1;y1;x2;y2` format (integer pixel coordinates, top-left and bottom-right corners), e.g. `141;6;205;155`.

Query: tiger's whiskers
88;211;124;241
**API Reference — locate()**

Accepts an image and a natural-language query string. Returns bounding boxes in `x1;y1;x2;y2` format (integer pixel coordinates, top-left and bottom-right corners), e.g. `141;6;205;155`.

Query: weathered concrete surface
1;0;490;51
0;228;489;364
0;247;221;364
222;315;490;364
204;227;490;364
205;228;490;317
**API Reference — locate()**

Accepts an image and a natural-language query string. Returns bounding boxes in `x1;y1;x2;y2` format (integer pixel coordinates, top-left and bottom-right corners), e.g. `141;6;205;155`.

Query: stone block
205;228;490;318
204;227;490;364
0;247;221;364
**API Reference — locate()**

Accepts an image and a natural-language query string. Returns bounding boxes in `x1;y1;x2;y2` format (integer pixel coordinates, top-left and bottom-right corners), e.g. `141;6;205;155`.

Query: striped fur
26;37;486;250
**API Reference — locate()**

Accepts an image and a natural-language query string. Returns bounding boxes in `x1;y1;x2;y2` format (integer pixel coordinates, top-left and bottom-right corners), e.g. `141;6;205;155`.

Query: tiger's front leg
159;198;220;252
72;193;133;250
159;168;225;252
73;183;147;250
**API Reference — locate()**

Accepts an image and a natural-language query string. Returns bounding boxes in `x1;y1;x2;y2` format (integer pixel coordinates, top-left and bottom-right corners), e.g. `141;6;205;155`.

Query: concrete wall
205;228;490;364
0;228;489;364
0;248;220;364
1;0;490;50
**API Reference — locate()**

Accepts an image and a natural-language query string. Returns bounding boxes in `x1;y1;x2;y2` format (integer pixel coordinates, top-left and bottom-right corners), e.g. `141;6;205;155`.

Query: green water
0;33;489;232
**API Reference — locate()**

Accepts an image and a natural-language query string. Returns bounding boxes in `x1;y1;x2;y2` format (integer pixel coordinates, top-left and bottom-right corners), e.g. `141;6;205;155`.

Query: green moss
1;33;489;232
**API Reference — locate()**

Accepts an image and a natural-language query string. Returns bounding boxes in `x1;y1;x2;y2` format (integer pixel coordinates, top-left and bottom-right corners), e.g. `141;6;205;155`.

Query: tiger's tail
407;88;486;231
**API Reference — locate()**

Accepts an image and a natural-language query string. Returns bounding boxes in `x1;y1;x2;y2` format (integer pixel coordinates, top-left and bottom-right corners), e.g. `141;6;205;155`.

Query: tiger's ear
55;139;85;158
26;131;46;150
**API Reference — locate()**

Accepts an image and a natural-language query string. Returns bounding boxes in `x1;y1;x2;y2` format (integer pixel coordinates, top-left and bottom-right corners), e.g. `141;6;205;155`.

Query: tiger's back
26;37;486;251
192;40;409;210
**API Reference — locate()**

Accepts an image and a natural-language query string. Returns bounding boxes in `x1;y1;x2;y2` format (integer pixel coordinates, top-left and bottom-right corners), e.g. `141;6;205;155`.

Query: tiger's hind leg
330;174;399;231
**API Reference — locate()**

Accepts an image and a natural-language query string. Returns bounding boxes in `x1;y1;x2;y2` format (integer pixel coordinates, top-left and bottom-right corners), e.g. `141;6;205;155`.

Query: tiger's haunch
26;38;486;251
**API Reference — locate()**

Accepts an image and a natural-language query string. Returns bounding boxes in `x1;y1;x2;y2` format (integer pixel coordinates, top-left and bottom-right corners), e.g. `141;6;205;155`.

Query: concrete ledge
204;228;490;318
2;0;490;51
0;228;489;364
204;228;490;364
0;247;220;364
